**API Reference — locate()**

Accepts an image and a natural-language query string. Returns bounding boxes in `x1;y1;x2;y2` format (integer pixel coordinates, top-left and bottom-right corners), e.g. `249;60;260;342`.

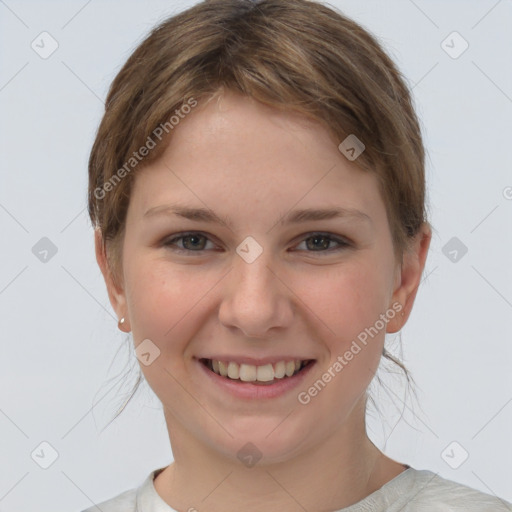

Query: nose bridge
232;234;278;292
219;242;290;336
232;244;278;301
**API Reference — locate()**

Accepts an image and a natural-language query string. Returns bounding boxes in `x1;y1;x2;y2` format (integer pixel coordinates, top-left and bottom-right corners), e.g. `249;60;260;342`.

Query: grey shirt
82;465;512;511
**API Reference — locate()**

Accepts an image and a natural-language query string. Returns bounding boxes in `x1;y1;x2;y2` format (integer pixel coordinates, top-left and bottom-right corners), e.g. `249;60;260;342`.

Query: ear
94;227;131;332
386;223;432;333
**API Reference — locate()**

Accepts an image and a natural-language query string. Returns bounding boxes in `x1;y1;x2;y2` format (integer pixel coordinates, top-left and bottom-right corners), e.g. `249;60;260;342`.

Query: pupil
308;235;328;250
185;235;204;249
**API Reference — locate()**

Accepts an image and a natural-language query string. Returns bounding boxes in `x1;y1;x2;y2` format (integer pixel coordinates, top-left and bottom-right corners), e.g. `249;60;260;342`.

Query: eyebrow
143;204;372;227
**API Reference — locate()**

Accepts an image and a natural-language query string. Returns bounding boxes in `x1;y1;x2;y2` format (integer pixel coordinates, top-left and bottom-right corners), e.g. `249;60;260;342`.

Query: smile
199;358;314;386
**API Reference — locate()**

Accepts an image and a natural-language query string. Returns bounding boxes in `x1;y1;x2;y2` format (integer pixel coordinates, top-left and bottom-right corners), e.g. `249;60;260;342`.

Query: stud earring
118;317;128;331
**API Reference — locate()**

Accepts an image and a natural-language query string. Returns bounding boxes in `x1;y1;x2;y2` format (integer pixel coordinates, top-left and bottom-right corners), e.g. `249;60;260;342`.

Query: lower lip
196;359;316;400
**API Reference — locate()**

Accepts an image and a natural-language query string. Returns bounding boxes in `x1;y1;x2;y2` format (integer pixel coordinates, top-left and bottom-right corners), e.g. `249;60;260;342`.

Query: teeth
274;361;286;379
239;364;257;382
256;364;274;382
227;362;239;379
207;359;307;382
218;361;228;377
285;361;295;377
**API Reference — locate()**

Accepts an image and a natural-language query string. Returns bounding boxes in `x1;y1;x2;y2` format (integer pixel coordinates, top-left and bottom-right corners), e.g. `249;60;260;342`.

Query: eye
295;232;351;253
163;232;215;253
162;231;350;255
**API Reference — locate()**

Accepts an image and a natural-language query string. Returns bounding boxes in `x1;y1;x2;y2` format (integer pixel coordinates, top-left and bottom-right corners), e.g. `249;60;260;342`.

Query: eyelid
162;230;352;254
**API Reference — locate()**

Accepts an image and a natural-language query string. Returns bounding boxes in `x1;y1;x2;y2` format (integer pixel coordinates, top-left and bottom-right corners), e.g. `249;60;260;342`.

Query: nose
218;248;293;339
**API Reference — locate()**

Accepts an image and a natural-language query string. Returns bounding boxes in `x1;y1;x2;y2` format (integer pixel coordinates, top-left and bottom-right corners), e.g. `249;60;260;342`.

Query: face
98;90;429;465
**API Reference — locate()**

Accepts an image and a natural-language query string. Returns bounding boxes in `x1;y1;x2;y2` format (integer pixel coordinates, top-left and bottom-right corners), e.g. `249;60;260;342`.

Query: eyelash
162;231;351;255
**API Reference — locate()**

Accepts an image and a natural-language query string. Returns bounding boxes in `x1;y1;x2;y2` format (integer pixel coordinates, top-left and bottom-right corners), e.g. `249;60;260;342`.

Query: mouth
199;358;315;386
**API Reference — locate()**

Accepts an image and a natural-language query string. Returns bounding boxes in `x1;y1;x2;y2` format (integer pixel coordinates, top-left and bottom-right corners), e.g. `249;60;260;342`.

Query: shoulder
79;467;167;512
398;469;512;511
80;487;137;512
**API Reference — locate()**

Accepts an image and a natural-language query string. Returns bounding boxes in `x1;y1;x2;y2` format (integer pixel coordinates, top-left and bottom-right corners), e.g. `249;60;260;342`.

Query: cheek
124;261;196;351
123;261;206;410
300;259;392;394
300;259;392;343
291;261;393;429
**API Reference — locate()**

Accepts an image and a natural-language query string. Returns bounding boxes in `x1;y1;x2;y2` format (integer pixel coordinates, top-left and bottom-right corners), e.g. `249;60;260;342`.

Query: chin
202;415;315;467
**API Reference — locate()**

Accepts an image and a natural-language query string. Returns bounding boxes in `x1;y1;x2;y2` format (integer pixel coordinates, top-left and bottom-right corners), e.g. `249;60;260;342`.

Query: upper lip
197;356;315;366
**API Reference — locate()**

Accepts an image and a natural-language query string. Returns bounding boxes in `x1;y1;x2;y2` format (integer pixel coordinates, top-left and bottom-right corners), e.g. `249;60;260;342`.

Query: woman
84;0;512;510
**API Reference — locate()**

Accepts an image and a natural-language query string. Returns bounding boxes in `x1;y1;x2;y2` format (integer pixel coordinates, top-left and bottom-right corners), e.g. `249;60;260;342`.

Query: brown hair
88;0;429;422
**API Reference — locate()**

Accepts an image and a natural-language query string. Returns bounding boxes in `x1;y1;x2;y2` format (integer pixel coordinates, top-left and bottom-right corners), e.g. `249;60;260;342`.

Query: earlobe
94;228;131;331
386;223;432;334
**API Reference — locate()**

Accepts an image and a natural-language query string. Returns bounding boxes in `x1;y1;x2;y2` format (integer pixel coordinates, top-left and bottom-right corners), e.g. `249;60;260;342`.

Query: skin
96;89;431;512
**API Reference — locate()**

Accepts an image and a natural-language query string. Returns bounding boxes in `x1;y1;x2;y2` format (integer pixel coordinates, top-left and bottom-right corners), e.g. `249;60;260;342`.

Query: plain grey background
1;1;511;510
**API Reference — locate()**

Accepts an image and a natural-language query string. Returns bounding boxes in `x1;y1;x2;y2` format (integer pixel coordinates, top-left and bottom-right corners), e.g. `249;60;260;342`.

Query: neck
154;401;405;512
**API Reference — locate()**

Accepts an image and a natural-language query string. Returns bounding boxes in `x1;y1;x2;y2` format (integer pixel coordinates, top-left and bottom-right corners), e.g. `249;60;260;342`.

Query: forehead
129;91;386;227
171;90;338;161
